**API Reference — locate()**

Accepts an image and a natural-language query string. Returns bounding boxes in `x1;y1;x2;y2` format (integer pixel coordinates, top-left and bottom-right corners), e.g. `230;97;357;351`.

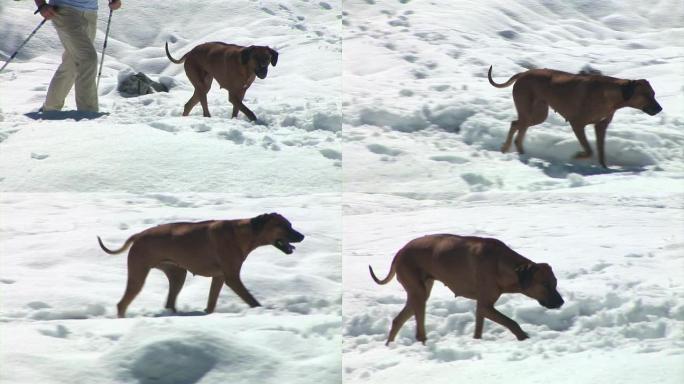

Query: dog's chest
245;74;256;88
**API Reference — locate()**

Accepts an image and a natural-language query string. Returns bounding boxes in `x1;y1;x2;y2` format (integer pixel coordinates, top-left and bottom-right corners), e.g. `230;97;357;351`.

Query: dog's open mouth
274;239;295;254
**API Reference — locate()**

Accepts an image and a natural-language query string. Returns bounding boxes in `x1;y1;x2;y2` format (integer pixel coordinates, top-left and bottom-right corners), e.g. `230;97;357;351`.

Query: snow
1;1;341;383
343;0;684;195
1;0;683;383
343;192;684;384
341;0;684;383
1;192;341;384
0;0;342;193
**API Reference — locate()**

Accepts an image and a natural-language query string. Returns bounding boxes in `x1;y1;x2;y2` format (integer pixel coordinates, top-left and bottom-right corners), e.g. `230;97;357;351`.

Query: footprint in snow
31;153;49;160
39;324;70;338
367;144;403;156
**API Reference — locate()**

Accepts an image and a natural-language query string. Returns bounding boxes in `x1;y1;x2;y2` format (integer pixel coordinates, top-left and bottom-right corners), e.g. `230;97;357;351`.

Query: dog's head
622;79;662;116
516;263;564;309
240;46;278;79
251;213;304;254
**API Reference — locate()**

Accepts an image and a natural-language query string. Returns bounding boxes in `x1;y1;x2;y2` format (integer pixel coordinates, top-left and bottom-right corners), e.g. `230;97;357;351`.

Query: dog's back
395;234;521;279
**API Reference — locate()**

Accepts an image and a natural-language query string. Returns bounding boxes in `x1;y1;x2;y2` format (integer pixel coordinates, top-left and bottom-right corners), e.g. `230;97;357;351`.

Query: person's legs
74;10;98;112
44;8;78;111
44;7;98;112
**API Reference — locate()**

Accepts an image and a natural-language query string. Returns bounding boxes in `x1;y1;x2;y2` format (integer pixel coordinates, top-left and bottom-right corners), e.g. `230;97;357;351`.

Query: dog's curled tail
165;42;187;64
488;65;522;88
97;235;137;255
369;262;396;285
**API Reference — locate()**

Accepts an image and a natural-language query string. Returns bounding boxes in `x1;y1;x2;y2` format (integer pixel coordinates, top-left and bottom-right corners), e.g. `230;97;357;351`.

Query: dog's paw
573;151;592;159
516;332;530;341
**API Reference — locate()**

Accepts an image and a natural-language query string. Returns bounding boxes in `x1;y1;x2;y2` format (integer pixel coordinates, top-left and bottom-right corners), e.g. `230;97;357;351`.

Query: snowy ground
343;0;684;195
0;0;342;193
342;1;684;383
343;192;684;384
1;192;341;384
2;0;684;383
1;1;342;383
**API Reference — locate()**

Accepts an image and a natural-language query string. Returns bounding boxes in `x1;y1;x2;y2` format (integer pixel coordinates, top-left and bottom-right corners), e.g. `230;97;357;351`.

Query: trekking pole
0;19;47;74
96;5;114;90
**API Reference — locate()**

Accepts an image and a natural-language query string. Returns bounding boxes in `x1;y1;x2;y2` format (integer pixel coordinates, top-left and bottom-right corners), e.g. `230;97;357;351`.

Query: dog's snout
290;230;305;243
554;297;565;309
644;102;662;116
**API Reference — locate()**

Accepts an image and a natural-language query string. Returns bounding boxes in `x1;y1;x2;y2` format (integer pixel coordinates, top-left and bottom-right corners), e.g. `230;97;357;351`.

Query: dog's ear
241;46;254;65
269;48;279;67
250;213;271;233
515;263;538;289
621;80;637;101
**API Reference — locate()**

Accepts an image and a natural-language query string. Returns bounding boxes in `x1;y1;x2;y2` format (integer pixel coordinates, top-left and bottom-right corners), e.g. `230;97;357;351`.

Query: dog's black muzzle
255;66;268;79
643;103;662;116
539;292;564;309
289;230;305;243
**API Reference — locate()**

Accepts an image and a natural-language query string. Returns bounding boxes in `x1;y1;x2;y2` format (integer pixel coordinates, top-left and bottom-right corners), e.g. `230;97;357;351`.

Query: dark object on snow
578;64;603;76
117;72;168;97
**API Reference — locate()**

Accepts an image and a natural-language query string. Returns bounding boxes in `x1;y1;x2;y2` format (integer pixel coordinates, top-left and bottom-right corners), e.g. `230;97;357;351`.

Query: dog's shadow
152;310;208;318
519;155;649;178
24;111;110;121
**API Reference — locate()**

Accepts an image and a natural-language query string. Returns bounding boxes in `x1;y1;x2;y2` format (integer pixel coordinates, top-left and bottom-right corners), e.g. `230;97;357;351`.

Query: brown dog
165;41;278;120
488;66;662;168
98;213;304;318
369;234;564;344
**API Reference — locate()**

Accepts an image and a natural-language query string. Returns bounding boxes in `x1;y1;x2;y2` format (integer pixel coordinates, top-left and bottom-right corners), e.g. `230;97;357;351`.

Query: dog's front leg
229;92;241;119
205;276;224;313
476;302;529;340
239;103;257;122
474;305;485;339
229;91;257;121
224;272;261;307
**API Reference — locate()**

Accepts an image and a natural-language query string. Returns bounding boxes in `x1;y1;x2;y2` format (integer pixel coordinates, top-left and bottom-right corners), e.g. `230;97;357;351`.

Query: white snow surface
343;0;684;195
343;191;684;384
0;0;342;193
1;192;341;384
341;1;684;383
1;0;683;383
1;1;342;384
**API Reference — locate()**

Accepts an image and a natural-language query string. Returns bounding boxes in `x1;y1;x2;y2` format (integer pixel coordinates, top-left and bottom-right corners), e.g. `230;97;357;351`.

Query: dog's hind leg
571;122;593;160
183;68;212;117
411;288;429;344
594;115;612;168
183;92;200;116
386;301;414;345
205;276;224;314
400;275;430;344
197;74;212;117
159;264;187;313
117;255;150;318
501;121;518;153
514;101;548;154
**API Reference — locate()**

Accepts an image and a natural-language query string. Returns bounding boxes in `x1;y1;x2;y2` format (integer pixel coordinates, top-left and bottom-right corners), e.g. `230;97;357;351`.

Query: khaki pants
44;6;99;112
